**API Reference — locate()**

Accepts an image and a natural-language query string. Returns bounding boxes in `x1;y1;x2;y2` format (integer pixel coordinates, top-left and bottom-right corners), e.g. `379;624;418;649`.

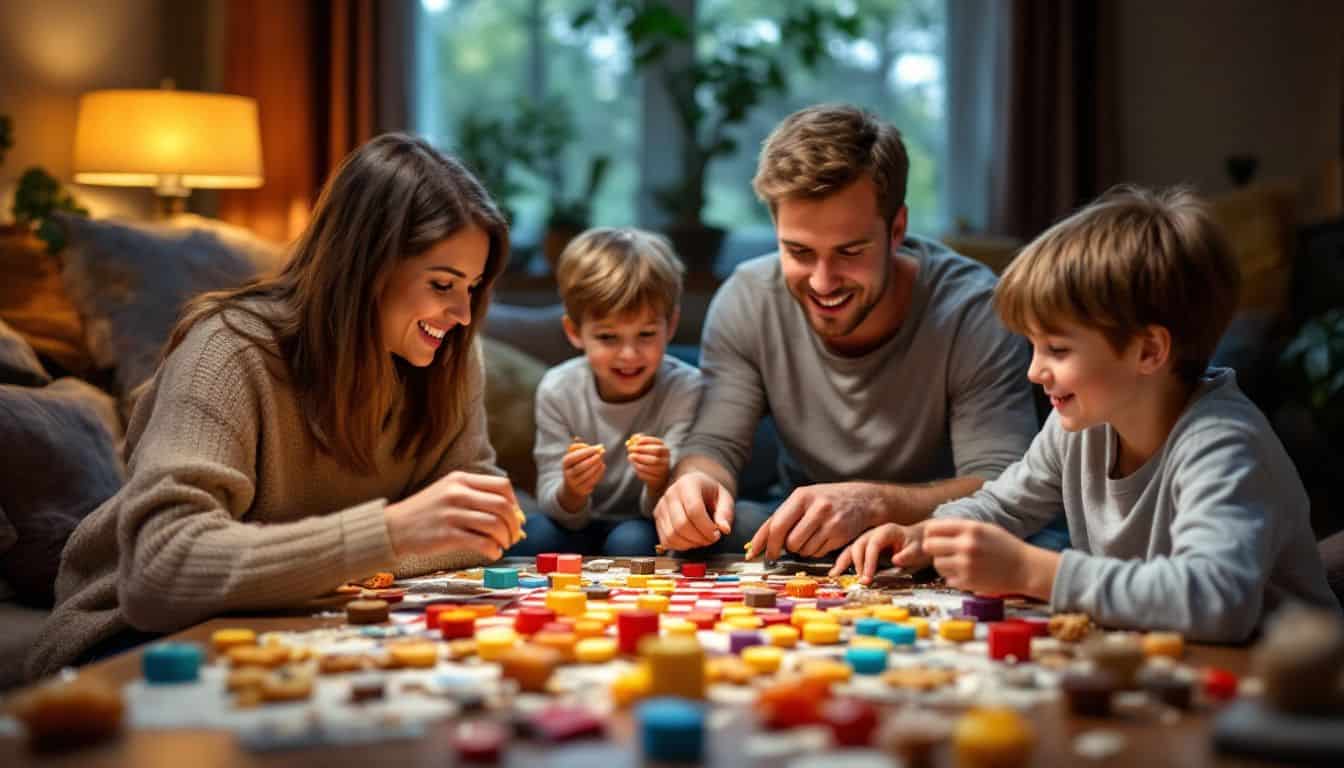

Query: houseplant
574;2;861;267
0;113;88;252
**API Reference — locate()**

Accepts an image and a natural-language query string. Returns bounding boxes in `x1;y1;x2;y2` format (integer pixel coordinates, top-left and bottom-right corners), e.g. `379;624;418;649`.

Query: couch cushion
0;317;50;387
482;337;547;495
0;378;125;607
0;228;93;376
58;213;285;410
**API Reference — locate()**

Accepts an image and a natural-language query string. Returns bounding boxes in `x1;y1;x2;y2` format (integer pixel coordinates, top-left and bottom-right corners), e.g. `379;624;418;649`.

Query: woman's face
380;225;490;367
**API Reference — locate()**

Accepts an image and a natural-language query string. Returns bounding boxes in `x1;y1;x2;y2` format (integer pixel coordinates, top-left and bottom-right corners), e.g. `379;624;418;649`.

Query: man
652;103;1040;560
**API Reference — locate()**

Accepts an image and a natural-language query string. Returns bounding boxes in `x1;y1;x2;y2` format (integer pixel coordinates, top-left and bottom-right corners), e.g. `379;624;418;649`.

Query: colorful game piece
345;599;390;625
785;578;818;597
1139;666;1194;710
1084;634;1144;688
821;698;879;747
854;617;885;636
388;641;438;668
576;637;618;663
549;572;580;590
453;720;508;764
743;588;777;608
372;588;405;603
876;623;917;646
938;618;975;643
143;643;203;684
962;596;1005;622
727;615;764;630
716;574;740;583
800;658;853;686
630;558;656;575
483;567;519;589
533;631;578;662
618;610;660;654
1202;667;1239;701
475;627;519;661
556;554;583;573
425;603;461;630
440;610;476;640
642;636;706;699
637;593;670;613
1060;669;1117;717
1142;631;1185;659
1003;617;1049;638
803;622;842;645
757;678;826;730
516;606;557;635
520;576;549;589
499;644;564;692
583;585;612;601
536;553;559;574
906;617;931;638
348;674;385;703
729;630;763;654
639;697;705;763
816;597;847;610
612;665;652;707
210;628;256;653
662;618;698;638
685;612;718;631
681;563;707;578
953;707;1034;768
879;710;953;768
528;704;606;742
988;622;1033;662
1255;606;1344;714
872;605;909;623
844;646;888;675
546;589;587;617
740;645;784;674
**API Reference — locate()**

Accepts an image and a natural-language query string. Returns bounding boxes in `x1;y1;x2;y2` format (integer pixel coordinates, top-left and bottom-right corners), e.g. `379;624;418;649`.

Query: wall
1112;0;1343;216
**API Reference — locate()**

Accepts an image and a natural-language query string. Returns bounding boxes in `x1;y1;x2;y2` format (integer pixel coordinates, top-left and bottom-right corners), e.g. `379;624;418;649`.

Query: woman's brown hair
163;133;509;473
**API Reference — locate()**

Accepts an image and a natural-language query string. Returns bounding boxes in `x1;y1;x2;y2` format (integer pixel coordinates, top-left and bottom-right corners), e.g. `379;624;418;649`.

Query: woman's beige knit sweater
26;309;499;679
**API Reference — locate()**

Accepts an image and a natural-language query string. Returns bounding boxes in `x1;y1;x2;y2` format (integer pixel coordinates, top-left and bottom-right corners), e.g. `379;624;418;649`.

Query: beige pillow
481;337;546;495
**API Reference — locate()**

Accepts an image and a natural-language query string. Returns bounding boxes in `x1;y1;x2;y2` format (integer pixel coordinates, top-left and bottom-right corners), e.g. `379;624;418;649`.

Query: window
415;0;947;268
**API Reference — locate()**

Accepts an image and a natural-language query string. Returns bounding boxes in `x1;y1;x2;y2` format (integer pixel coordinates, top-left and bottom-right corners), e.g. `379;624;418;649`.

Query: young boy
832;187;1338;642
521;227;703;555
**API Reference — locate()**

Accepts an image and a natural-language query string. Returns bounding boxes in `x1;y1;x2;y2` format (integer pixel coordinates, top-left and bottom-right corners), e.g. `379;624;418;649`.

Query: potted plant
0;113;87;251
1278;308;1344;529
574;2;861;268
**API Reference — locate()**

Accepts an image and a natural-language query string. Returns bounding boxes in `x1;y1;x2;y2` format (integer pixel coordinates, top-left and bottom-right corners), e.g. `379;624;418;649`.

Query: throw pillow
0;227;93;376
57;213;286;410
1209;182;1296;314
481;337;547;496
0;378;125;607
0;317;51;387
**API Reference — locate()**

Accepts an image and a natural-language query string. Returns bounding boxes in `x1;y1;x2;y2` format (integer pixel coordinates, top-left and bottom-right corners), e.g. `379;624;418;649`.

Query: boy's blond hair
752;103;909;226
995;186;1241;382
555;227;685;324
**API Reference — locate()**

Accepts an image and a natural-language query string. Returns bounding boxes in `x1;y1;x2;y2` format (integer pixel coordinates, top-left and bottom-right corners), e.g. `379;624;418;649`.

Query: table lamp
72;86;263;215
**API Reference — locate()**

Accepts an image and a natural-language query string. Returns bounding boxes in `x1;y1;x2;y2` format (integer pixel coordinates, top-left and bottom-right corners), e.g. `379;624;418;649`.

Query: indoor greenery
1;112;87;252
1281;308;1344;437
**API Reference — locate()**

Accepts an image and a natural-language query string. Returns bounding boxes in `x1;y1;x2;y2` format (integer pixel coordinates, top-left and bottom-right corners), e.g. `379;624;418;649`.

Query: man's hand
829;522;931;583
920;518;1059;599
652;470;735;551
746;482;885;560
627;434;670;496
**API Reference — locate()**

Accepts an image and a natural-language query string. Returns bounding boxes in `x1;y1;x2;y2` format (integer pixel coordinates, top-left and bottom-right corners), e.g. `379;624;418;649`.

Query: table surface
0;558;1274;767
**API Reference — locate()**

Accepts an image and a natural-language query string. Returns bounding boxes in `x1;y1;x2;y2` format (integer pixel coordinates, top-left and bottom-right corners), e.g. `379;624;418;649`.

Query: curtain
218;0;413;244
988;0;1118;241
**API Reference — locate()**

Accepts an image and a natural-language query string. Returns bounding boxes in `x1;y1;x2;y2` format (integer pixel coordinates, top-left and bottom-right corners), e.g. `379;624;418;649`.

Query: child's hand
829;522;930;584
561;441;606;504
920;519;1059;599
626;434;670;493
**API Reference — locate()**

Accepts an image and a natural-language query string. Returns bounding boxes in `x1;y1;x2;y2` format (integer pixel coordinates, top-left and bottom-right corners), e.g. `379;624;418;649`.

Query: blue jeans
506;514;661;557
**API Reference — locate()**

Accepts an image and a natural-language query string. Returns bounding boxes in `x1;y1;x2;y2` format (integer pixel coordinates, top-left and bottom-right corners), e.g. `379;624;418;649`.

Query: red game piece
718;591;744;603
453;720;507;763
988;622;1033;661
1004;618;1049;638
529;705;606;742
556;554;582;573
684;612;718;630
540;621;574;634
536;553;559;574
758;679;828;730
1202;667;1239;701
516;606;557;635
681;563;707;578
816;589;845;601
425;604;462;630
440;612;476;640
373;588;405;603
821;698;878;746
759;612;791;627
617;610;660;654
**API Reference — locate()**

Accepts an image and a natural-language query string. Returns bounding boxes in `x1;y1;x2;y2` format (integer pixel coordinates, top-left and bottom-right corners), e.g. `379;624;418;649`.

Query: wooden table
0;562;1275;767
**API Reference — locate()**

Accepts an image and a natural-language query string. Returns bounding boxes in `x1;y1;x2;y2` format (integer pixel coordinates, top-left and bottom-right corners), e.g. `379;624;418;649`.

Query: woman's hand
384;471;521;559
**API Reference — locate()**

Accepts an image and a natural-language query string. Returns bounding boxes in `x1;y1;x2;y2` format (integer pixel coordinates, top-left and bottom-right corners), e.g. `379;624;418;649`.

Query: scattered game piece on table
143;642;203;684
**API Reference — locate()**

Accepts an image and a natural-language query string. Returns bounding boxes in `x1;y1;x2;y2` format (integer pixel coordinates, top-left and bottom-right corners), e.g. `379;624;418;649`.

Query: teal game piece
876;623;917;645
844;646;889;675
143;642;203;684
483;567;519;589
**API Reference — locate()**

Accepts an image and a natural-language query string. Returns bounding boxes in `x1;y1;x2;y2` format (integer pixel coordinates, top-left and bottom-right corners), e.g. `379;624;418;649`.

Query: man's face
776;176;905;344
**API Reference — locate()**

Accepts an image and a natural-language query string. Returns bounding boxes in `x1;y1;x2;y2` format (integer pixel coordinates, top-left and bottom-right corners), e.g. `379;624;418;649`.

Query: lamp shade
73;90;263;189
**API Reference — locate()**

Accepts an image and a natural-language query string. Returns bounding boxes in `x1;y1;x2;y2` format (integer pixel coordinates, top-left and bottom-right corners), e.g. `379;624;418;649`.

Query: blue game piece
854;617;886;636
143;642;203;684
519;576;549;589
638;697;704;763
484;567;519;589
844;645;889;675
716;574;739;583
876;622;917;645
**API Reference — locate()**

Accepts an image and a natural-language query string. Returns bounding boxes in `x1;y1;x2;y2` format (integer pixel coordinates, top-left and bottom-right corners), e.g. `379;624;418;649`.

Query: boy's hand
920;519;1059;599
561;442;606;502
828;522;930;583
626;434;670;493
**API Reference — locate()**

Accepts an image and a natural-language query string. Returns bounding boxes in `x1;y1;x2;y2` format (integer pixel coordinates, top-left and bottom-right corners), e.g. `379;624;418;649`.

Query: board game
3;555;1281;765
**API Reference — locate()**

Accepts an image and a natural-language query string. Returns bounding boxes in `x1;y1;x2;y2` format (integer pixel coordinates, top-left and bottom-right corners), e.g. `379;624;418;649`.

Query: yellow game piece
576;637;618;663
637;594;670;613
850;635;894;652
611;663;651;707
939;618;975;643
740;645;784;674
626;574;651;589
550;573;581;590
785;577;819;598
827;607;869;624
582;610;615;626
641;636;706;699
803;622;842;645
533;631;578;661
800;658;853;686
475;627;519;661
905;617;931;638
464;603;498;618
790;608;836;629
721;605;756;619
954;707;1035;768
727;615;764;630
211;628;257;653
713;622;736;634
764;625;799;648
388;641;439;668
647;578;677;591
227;645;289;669
447;639;478;660
873;606;910;623
661;618;698;638
1142;631;1185;659
573;619;606;638
546;590;588;617
514;506;527;525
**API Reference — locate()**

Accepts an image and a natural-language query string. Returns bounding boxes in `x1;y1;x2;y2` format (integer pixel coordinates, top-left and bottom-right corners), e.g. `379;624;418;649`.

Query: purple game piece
816;598;848;610
775;598;796;615
962;596;1004;622
729;630;763;654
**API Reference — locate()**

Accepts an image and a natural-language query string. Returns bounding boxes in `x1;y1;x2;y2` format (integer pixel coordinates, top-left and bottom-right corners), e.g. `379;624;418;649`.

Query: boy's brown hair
752;103;909;226
555;227;685;324
994;185;1241;382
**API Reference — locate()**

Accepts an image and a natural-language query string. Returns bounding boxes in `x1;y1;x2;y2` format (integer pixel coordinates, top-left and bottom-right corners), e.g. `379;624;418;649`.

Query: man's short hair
555;227;685;324
752;103;910;225
994;186;1241;382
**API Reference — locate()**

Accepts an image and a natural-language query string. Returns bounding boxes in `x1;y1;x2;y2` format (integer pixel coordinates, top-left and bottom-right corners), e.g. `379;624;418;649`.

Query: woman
28;134;520;678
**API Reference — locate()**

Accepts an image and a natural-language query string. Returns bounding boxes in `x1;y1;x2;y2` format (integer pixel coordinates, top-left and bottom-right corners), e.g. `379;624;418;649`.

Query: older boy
834;187;1338;642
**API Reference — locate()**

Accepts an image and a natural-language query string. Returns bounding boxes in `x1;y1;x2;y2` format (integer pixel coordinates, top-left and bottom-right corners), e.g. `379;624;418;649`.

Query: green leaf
1305;344;1331;381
